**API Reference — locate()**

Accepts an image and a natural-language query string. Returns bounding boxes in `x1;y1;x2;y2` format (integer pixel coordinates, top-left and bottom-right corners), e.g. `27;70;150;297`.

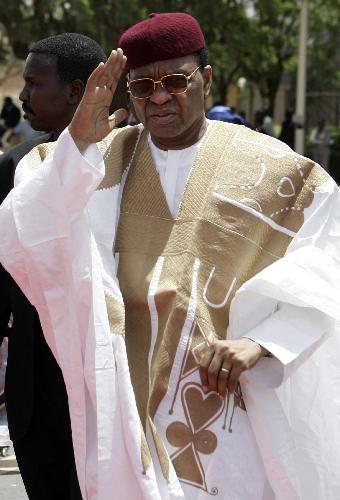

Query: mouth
149;112;177;125
22;105;35;119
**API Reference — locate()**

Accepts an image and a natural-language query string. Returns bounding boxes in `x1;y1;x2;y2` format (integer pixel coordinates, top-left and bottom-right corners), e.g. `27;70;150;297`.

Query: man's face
19;53;73;136
129;55;212;150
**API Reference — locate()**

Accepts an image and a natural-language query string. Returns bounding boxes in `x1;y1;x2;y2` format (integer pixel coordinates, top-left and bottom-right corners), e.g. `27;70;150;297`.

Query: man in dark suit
0;96;21;146
0;33;107;499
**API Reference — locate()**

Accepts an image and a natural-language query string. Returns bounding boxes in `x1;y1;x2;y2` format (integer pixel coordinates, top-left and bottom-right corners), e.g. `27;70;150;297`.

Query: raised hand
69;48;128;150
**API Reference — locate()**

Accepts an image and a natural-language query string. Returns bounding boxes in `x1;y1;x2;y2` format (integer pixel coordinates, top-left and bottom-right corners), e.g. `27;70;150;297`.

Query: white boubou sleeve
0;128;105;498
228;178;340;387
0;128;104;330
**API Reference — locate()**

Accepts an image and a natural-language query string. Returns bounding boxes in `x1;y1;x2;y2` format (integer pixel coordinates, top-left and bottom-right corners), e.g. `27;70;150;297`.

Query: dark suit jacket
0;134;71;442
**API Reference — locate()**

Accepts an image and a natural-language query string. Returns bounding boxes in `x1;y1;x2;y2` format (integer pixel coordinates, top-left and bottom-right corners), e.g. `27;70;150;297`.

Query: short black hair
194;46;209;68
29;33;107;84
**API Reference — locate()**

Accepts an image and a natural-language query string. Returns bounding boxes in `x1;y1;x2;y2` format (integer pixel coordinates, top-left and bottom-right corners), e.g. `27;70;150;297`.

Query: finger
99;49;126;89
113;48;127;77
217;365;232;399
199;345;214;392
108;108;128;128
86;62;106;94
114;50;127;83
207;352;223;392
117;48;127;71
97;51;118;88
227;365;243;393
117;47;126;64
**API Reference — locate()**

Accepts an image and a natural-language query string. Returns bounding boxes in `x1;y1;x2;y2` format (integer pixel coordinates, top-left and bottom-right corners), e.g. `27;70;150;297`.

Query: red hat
119;12;205;70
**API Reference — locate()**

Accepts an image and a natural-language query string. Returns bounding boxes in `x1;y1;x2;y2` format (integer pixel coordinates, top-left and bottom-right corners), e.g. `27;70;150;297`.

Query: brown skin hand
199;338;269;398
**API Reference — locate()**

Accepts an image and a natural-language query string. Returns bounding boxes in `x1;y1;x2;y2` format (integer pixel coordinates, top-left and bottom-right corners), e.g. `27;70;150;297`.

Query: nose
19;84;29;103
149;82;172;105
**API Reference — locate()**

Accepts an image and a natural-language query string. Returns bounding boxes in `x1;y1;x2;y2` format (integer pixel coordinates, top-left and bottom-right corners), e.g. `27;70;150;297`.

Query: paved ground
0;471;27;499
0;444;27;499
0;343;28;498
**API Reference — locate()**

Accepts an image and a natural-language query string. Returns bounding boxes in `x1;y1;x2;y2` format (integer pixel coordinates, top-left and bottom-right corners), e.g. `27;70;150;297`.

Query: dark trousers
14;422;82;500
12;381;82;500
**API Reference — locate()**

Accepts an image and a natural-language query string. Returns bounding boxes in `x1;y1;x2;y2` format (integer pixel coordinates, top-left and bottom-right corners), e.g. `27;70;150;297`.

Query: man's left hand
199;338;268;398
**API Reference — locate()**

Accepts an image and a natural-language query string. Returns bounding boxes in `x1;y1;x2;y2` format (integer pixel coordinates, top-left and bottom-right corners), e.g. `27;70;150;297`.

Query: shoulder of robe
20;141;57;175
97;124;142;190
17;126;141;188
209;120;330;191
2;134;53;184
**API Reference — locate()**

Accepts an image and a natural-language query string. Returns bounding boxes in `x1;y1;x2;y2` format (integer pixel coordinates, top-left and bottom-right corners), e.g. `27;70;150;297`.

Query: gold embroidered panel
114;121;329;491
98;126;140;190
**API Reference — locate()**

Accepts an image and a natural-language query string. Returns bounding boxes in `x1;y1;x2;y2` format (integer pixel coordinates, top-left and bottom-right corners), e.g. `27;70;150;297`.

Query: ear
68;79;85;105
202;65;212;97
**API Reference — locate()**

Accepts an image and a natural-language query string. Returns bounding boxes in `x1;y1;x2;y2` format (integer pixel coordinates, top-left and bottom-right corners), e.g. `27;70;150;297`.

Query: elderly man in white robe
0;12;340;500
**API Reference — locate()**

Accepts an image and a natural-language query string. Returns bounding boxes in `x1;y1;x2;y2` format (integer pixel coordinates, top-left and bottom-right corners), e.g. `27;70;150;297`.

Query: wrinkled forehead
129;54;198;80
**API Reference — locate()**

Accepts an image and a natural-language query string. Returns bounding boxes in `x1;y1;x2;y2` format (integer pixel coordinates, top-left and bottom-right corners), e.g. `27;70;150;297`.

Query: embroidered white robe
1;121;340;500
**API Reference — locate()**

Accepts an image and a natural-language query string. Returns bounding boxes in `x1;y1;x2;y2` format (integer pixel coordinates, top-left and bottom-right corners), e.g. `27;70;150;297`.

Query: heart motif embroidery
277;176;296;197
182;383;224;434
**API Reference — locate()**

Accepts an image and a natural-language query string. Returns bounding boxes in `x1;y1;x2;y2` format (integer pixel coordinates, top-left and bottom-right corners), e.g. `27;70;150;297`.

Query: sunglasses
127;66;201;99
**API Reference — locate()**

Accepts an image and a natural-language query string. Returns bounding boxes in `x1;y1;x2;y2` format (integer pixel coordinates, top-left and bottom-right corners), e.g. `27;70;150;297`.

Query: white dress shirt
147;127;209;218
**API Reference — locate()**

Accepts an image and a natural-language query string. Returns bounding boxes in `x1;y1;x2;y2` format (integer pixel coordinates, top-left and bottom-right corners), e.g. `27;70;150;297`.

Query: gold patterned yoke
113;123;322;401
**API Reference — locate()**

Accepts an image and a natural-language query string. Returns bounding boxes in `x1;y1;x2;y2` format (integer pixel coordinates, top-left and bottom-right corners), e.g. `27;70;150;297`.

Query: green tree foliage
307;0;340;92
238;1;301;114
0;0;339;113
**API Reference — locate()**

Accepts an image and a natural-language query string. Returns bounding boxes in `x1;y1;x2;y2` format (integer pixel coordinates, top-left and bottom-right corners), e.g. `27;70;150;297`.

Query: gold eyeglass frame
127;66;201;99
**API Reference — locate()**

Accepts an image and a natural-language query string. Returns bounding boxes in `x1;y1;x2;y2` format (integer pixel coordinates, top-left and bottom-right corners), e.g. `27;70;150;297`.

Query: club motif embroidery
167;383;223;495
166;320;246;493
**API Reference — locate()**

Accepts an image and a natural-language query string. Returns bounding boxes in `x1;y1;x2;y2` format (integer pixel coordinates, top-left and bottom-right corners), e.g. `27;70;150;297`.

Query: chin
30;121;47;132
149;124;180;138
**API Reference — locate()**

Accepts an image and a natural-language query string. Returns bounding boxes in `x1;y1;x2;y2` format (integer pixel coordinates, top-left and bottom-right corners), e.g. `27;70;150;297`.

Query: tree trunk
216;63;241;104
